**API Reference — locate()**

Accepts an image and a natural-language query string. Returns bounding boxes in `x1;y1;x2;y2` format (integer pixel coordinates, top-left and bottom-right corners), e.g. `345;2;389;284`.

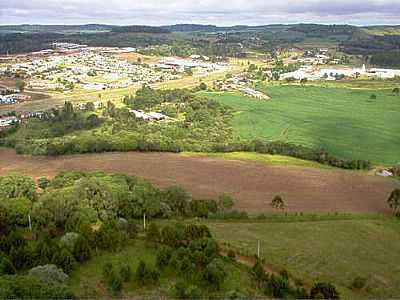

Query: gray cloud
0;0;399;25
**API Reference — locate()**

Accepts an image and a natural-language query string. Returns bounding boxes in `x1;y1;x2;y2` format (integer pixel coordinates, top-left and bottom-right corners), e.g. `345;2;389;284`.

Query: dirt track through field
0;148;398;214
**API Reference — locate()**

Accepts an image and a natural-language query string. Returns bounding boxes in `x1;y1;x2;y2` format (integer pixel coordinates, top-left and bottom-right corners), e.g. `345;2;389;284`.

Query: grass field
207;217;400;298
182;152;333;169
201;86;400;165
70;239;256;298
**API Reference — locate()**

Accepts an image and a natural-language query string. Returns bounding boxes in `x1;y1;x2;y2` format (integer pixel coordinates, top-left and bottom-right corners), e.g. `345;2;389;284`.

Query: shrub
73;235;91;262
271;195;285;210
310;282;340;299
227;249;236;261
0;255;16;275
175;280;201;299
108;270;122;294
120;264;132;282
351;276;367;290
146;223;161;243
102;261;113;280
28;264;69;286
59;232;80;253
156;246;172;269
279;268;289;280
202;258;227;290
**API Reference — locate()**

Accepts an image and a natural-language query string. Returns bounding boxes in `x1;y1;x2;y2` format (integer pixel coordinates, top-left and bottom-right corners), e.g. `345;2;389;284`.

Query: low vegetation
201;85;400;165
0;171;345;298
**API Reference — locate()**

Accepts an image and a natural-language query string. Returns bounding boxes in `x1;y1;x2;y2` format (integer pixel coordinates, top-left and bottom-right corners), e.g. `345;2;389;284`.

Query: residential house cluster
129;109;167;121
0;94;32;105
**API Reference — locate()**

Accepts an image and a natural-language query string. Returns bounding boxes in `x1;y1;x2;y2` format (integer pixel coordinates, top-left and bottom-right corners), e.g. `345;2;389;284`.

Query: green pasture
201;85;400;165
208;217;400;298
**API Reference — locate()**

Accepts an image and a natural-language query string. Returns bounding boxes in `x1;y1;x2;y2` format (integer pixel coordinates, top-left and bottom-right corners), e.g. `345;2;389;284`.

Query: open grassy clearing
201;86;400;165
182;151;333;169
70;239;256;298
207;217;400;298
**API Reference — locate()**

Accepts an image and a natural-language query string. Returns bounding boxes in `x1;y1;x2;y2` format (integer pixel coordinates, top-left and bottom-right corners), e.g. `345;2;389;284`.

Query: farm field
201;85;400;165
208;217;400;298
0;148;398;214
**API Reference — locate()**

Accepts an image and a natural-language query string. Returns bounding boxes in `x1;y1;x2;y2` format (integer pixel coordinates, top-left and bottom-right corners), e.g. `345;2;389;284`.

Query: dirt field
0;148;398;214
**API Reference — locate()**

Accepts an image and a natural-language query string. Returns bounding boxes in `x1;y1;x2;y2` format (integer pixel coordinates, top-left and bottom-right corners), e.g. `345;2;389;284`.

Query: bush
59;232;80;253
73;235;91;262
156;246;172;269
135;260;159;286
271;195;285;210
120;264;132;282
0;275;74;299
202;258;227;290
0;255;16;275
227;249;236;261
310;282;340;299
102;261;113;280
28;264;69;286
146;223;161;243
351;276;367;290
175;280;201;299
108;270;122;294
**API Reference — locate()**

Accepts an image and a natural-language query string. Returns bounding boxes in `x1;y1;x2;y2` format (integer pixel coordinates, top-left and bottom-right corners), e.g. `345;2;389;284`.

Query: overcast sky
1;0;400;26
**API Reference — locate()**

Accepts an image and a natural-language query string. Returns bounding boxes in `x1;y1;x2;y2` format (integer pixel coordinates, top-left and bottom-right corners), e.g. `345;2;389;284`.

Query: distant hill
112;25;170;34
162;23;291;33
0;24;115;34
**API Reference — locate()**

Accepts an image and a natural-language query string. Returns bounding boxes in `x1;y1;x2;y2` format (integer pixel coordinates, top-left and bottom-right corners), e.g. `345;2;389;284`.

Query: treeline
341;29;400;55
0;33;62;55
212;140;371;170
112;26;170;34
370;51;400;68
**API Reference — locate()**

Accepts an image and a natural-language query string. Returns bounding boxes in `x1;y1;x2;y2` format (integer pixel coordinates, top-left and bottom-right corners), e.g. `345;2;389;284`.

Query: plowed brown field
0;148;398;214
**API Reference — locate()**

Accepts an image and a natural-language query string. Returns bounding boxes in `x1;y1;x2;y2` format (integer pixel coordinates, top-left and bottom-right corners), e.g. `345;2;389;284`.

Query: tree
0;255;16;275
102;261;113;280
370;94;377;100
16;79;26;92
392;87;399;96
199;82;208;91
202;258;227;290
174;281;201;299
156;246;172;269
119;264;132;282
310;282;340;299
72;235;91;262
135;260;147;285
387;189;400;216
146;223;161;243
53;247;76;274
85;102;95;111
0;175;37;201
271;195;286;210
218;194;235;211
108;270;122;294
38;177;50;191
